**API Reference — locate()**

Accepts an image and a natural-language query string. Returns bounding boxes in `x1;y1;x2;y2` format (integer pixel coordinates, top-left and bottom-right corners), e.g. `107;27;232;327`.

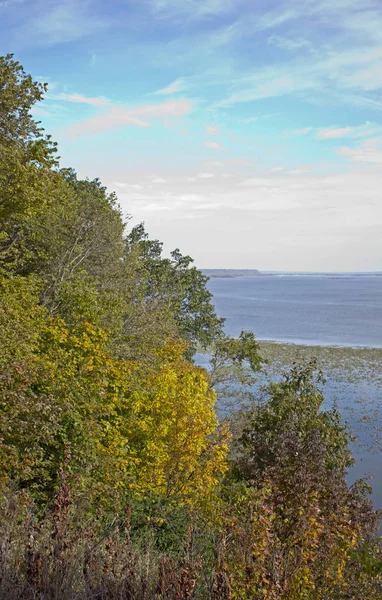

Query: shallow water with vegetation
258;342;382;510
205;272;382;514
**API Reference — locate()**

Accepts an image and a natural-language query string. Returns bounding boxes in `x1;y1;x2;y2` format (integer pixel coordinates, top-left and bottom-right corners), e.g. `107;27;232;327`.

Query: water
205;273;382;514
206;273;382;347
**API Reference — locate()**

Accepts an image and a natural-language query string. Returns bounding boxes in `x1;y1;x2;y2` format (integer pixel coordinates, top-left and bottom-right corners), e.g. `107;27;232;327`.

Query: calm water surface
207;274;382;347
205;274;382;513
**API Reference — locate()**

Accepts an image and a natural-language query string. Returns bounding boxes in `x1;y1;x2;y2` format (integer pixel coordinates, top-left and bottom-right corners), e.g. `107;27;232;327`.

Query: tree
125;223;225;354
122;341;230;507
0;54;57;266
221;362;381;598
0;273;229;510
207;330;264;416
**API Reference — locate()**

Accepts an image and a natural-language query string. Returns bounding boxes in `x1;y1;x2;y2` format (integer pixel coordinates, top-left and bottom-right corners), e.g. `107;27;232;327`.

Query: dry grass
0;483;231;600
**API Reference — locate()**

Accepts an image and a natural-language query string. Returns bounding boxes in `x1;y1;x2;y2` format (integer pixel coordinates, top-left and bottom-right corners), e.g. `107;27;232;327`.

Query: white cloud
151;177;168;183
336;137;382;164
110;163;382;270
14;0;107;46
243;113;279;124
293;127;313;135
154;78;187;95
267;35;311;51
286;169;308;174
316;122;379;139
205;125;220;135
252;8;300;32
198;173;215;178
113;182;144;190
219;36;382;109
51;92;109;107
240;177;280;187
317;126;357;139
205;160;225;167
204;141;224;151
220;73;314;106
66;99;193;137
269;167;285;172
151;0;237;18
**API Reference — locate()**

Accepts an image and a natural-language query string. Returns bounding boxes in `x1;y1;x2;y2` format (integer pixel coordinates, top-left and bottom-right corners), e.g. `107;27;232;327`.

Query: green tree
0;273;229;510
223;362;381;598
125;223;225;354
207;330;264;415
0;54;57;267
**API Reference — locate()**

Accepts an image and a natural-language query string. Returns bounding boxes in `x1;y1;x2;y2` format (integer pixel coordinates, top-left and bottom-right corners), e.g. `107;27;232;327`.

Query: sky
1;0;382;271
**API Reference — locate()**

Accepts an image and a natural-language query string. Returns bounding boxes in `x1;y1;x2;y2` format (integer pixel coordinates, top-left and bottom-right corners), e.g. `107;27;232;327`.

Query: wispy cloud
317;125;359;139
154;78;187;95
336;137;382;164
150;177;168;183
218;10;382;109
283;127;313;139
0;0;24;7
293;127;313;135
51;92;109;106
151;0;237;18
205;125;220;135
204;141;224;150
220;73;315;106
242;113;279;124
205;160;226;167
13;0;107;46
267;35;311;51
252;8;300;32
66;99;193;137
316;122;377;139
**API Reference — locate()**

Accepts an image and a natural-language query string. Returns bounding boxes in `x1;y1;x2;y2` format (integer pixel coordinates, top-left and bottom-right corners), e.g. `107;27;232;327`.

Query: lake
205;273;382;516
206;273;382;348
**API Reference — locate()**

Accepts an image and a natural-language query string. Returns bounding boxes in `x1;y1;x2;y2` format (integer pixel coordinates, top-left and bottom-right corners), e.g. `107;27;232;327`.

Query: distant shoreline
203;269;382;279
203;269;260;278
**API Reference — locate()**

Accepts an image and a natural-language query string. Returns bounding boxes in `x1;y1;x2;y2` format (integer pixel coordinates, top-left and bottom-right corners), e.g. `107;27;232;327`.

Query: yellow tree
0;275;228;510
115;342;230;506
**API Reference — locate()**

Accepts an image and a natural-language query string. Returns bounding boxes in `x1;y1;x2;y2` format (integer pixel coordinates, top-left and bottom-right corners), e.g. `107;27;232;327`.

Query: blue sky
1;0;382;270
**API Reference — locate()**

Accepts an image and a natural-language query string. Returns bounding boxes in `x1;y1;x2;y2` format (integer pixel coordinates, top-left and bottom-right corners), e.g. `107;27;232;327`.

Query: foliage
206;330;265;415
0;484;209;600
0;274;228;509
124;342;230;505
223;362;381;598
125;223;225;354
0;54;57;268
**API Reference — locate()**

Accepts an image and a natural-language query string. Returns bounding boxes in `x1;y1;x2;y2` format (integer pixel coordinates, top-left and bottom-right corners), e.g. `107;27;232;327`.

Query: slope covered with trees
0;54;381;599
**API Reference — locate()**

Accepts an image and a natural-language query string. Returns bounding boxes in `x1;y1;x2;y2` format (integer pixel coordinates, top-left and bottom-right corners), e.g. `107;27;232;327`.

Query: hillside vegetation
0;54;381;599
